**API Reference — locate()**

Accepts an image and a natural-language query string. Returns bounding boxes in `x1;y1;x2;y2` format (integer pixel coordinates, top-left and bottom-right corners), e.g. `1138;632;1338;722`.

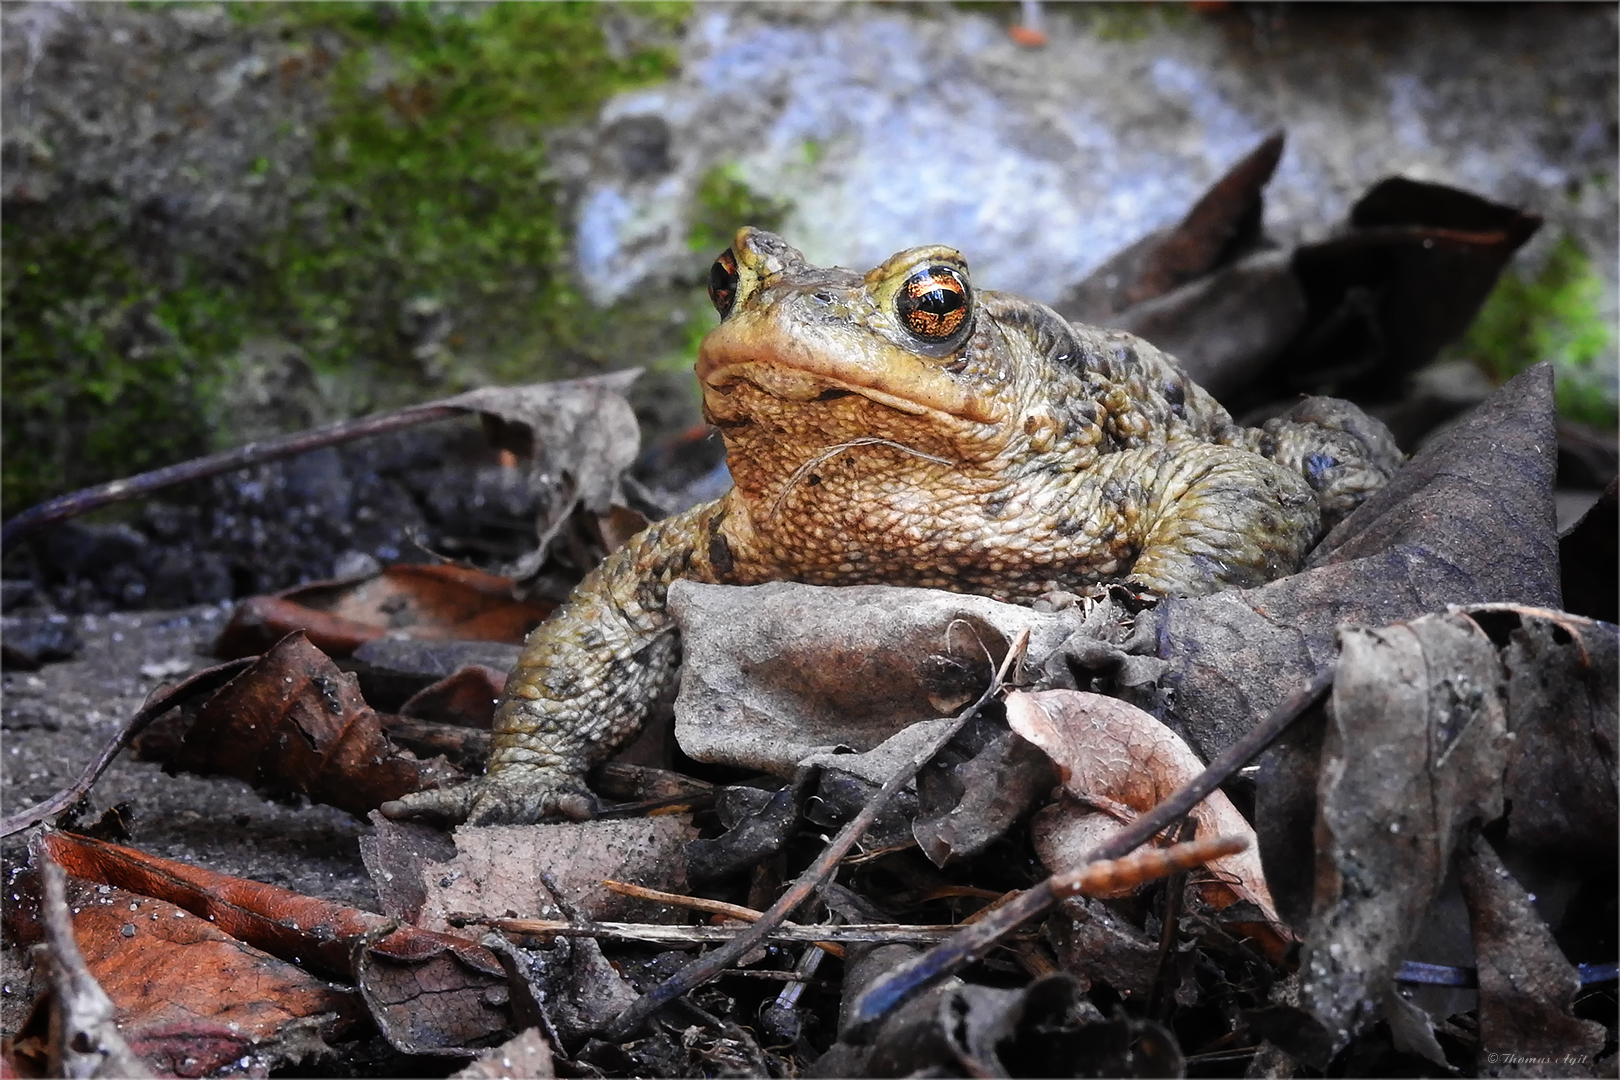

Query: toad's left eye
896;265;970;343
709;249;740;318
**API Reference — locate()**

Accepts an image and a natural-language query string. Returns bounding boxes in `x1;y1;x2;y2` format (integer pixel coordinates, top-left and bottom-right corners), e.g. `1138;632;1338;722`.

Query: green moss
3;1;687;518
1458;235;1618;429
687;163;793;258
1;211;248;516
254;1;688;394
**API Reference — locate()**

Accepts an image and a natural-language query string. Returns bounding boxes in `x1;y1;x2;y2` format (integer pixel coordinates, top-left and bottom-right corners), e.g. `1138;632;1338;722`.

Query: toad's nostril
812;291;834;303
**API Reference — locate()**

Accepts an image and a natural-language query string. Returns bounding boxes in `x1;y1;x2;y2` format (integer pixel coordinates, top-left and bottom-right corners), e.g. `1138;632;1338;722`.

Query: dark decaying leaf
360;811;462;925
1059;131;1284;321
911;726;1057;867
399;664;509;728
686;772;815;884
1457;834;1609;1078
1147;362;1559;763
348;637;523;712
146;631;463;818
215;564;553;660
1282;177;1541;397
667;580;1080;776
1466;604;1618;867
1045;894;1163;1001
1559;477;1618;624
1253;694;1329;934
1300;614;1510;1054
821;970;1183;1079
38;830;514;1059
1108;250;1308;399
54;875;359;1077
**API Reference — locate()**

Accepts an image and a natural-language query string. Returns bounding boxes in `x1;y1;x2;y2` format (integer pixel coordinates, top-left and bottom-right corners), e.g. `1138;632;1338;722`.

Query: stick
599;879;846;957
479;919;1023;948
843;663;1336;1040
2;403;465;550
603;630;1032;1041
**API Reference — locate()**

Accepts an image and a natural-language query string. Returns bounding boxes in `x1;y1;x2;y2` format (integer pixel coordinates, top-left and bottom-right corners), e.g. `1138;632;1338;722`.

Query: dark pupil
914;285;961;314
708;252;739;317
899;269;968;340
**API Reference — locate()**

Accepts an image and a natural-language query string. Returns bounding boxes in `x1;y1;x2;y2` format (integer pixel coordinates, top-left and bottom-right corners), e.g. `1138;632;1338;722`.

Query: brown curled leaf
151;631;463;818
216;563;554;660
400;664;509;729
1007;690;1291;963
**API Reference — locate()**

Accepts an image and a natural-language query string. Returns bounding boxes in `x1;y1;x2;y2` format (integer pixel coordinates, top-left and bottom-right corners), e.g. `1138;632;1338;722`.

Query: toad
385;228;1401;825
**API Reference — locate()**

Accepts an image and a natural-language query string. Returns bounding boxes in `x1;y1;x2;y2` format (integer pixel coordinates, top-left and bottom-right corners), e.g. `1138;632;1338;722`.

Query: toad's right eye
708;250;740;317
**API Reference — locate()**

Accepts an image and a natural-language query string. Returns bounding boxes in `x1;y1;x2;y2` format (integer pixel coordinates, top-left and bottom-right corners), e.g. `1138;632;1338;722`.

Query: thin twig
599;879;846;958
603;629;1032;1041
0;658;256;838
477;918;1024;948
1150;818;1198;1019
843;663;1336;1041
2;403;465;550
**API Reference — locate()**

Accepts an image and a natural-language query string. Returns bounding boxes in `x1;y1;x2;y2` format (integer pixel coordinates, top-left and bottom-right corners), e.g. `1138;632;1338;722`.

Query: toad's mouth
697;317;1002;425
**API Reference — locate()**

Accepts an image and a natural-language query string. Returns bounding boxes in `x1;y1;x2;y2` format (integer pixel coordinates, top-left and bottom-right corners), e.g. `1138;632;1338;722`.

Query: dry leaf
448;373;643;583
1006;690;1290;963
452;1028;556;1079
1151;363;1559;765
1457;834;1608;1078
38;830;514;1060
410;817;699;936
669;580;1081;776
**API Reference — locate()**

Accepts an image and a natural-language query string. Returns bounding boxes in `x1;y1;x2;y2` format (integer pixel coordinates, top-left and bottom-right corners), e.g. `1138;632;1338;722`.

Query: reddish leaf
154;632;462;817
216;564;553;660
60;876;360;1077
38;832;496;976
39;831;514;1059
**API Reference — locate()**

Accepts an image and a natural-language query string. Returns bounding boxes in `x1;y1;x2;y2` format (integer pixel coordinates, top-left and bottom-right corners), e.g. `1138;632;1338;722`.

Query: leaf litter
2;154;1615;1078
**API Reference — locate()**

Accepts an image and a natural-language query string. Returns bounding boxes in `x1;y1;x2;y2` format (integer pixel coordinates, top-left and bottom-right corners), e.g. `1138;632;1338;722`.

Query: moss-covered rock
2;1;688;518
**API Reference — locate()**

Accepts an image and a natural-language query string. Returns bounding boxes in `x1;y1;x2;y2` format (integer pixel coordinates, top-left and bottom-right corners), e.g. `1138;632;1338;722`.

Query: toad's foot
379;767;600;825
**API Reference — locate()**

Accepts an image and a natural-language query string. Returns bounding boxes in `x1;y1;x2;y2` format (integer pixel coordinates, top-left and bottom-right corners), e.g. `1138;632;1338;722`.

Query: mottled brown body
387;229;1401;825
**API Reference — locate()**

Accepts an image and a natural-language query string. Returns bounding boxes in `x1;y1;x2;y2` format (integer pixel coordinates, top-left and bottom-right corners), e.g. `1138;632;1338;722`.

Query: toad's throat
697;329;1002;425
